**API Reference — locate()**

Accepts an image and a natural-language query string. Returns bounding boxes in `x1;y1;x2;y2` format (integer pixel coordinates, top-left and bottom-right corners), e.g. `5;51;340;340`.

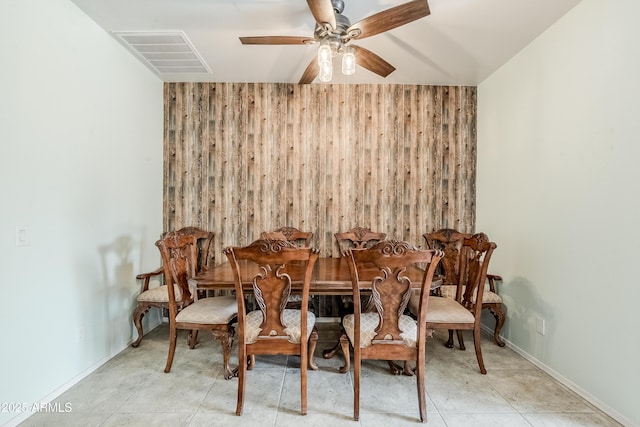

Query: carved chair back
261;226;313;247
166;226;215;273
155;232;198;319
458;233;497;314
423;229;472;287
335;227;387;253
346;240;442;342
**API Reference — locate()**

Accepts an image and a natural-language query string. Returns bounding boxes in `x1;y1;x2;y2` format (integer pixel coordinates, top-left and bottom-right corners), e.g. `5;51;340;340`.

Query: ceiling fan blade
347;0;430;40
239;36;313;45
306;0;336;30
299;58;319;84
352;45;396;78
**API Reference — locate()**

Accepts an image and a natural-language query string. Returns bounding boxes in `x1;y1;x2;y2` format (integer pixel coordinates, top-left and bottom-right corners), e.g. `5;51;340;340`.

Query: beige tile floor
20;322;620;427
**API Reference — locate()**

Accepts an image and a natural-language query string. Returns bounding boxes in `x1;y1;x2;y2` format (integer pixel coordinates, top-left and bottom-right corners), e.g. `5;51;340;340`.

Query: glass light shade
341;46;356;75
317;40;332;67
318;60;332;82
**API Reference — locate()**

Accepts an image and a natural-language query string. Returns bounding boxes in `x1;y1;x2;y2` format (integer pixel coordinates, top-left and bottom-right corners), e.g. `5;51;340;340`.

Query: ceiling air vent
113;31;211;75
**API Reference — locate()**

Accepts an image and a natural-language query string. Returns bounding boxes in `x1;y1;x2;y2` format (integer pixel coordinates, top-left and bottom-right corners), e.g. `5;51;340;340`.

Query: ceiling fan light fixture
319;60;333;83
318;39;332;67
341;46;356;75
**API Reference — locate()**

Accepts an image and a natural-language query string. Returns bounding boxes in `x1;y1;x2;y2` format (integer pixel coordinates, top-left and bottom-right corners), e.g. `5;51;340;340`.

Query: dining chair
322;227;387;361
156;231;238;379
261;227;316;313
424;229;505;347
261;226;313;246
334;226;387;313
411;232;497;374
132;226;214;347
341;240;443;422
224;239;320;416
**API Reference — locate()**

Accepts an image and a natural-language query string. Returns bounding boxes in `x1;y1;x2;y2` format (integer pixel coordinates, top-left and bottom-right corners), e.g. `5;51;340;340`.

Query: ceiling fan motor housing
332;0;345;14
315;2;351;41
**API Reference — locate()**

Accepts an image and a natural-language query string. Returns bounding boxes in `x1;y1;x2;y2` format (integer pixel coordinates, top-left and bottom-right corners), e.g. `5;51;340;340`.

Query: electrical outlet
536;317;546;335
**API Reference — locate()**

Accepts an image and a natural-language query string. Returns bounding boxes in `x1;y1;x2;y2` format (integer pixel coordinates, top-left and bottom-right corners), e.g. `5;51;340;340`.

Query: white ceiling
70;0;582;85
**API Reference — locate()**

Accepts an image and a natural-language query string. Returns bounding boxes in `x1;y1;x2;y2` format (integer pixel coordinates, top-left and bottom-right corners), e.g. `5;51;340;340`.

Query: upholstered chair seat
409;295;475;324
244;309;316;344
438;284;503;304
175;296;237;324
137;283;184;303
343;312;418;348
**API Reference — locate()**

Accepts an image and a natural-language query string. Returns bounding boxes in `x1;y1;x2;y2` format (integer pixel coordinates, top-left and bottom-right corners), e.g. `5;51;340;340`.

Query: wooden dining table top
192;256;440;295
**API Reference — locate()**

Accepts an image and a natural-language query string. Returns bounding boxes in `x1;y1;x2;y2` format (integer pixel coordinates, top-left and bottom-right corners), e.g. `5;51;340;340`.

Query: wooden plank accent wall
163;82;476;263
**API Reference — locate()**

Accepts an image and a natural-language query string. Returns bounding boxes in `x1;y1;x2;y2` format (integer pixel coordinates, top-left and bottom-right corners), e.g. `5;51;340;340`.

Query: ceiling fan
239;0;431;84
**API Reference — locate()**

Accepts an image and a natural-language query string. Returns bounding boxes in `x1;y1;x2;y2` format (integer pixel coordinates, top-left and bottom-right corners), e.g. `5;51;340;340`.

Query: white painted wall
478;0;640;425
3;0;639;425
0;1;163;425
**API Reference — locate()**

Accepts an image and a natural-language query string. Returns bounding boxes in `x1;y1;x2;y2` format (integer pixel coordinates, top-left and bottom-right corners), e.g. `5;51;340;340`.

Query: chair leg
456;329;466;350
387;360;404;375
309;296;318;317
308;327;319;370
416;356;427;422
164;324;178;373
444;329;455;348
131;305;149;348
473;327;487;374
236;345;247;415
323;298;355;360
188;330;199;349
322;341;342;359
402;360;416;376
385;358;416;375
487;304;506;347
213;327;235;380
353;348;360;421
301;342;308;415
338;332;351;374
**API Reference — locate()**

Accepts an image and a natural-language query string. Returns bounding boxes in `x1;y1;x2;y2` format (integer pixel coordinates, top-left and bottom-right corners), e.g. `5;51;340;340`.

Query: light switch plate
15;225;29;246
536;316;546;335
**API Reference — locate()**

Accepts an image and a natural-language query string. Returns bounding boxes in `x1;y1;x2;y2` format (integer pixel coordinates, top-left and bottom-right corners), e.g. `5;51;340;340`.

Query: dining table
190;256;441;374
191;256;438;294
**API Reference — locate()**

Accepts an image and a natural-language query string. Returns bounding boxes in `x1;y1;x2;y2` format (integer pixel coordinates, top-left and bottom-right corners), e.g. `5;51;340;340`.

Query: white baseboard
480;325;635;427
316;316;341;323
2;321;164;427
